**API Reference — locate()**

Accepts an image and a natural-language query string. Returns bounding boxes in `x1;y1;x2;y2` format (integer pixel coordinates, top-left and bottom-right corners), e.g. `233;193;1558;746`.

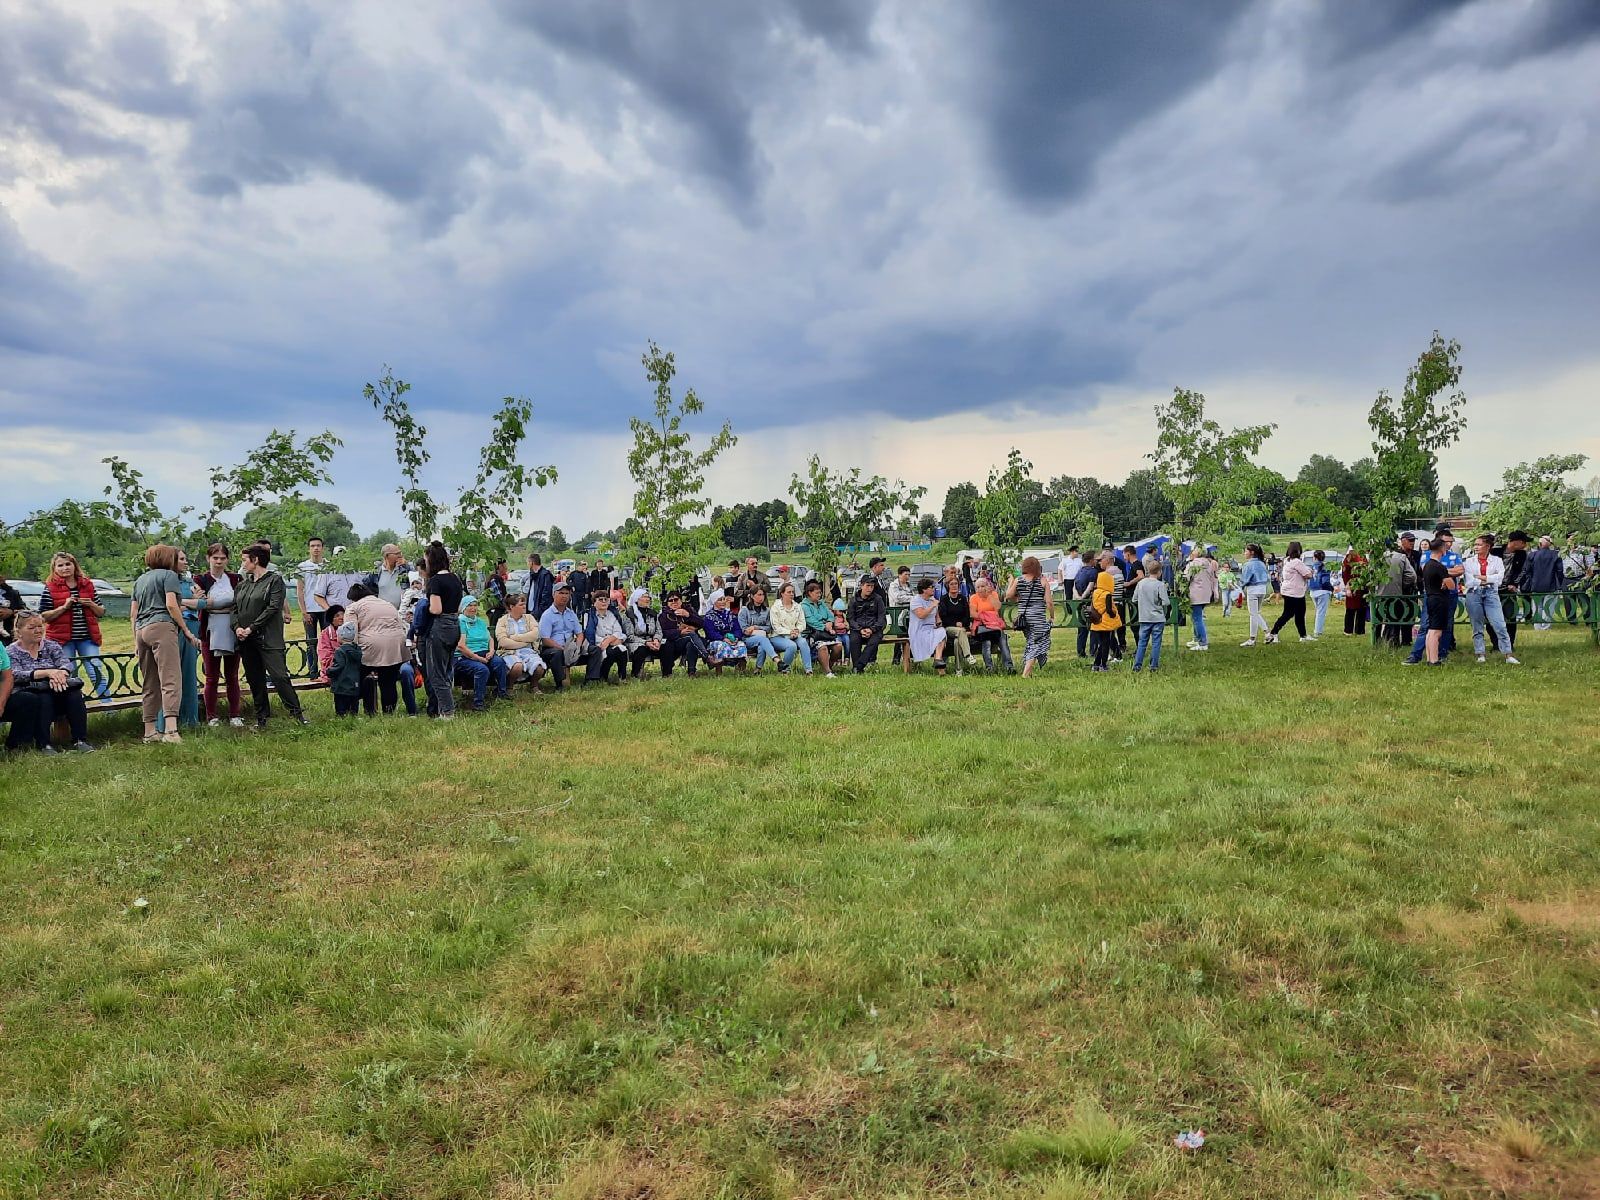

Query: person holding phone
40;552;110;699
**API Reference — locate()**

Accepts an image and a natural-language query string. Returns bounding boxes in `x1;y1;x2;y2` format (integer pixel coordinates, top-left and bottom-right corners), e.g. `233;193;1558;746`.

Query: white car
10;580;45;612
90;578;127;597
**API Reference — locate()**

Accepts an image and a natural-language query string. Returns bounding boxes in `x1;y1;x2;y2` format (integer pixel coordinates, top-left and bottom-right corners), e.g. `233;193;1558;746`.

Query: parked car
10;580;45;612
90;578;127;597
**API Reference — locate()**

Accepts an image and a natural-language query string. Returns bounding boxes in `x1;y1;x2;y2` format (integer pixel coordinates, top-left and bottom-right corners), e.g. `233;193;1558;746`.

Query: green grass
3;625;1599;1198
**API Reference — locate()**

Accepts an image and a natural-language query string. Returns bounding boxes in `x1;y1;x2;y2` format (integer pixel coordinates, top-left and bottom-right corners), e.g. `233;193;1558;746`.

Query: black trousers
3;689;45;749
663;635;707;676
585;645;627;683
1091;629;1113;669
369;662;400;713
1343;606;1367;636
1076;619;1091;657
629;645;663;677
850;628;884;672
540;648;571;690
38;687;89;743
239;639;303;722
1271;595;1308;638
334;691;362;716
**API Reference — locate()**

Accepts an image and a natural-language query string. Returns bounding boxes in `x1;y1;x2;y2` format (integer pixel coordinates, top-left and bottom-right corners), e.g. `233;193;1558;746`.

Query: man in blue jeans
1072;556;1101;658
1131;572;1169;673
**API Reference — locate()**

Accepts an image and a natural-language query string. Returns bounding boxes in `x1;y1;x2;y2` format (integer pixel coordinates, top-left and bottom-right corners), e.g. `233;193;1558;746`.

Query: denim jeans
1189;603;1208;647
743;633;777;668
399;662;420;714
62;638;110;698
1246;587;1270;639
769;635;812;672
1133;621;1163;670
1463;588;1512;656
454;653;508;706
1311;590;1331;636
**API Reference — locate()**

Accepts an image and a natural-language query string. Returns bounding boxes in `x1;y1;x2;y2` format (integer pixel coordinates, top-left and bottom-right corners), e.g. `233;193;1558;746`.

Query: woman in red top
1341;551;1368;637
39;552;109;699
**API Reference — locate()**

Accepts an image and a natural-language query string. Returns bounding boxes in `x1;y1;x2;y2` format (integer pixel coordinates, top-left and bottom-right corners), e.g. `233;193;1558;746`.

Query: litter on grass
1174;1129;1206;1151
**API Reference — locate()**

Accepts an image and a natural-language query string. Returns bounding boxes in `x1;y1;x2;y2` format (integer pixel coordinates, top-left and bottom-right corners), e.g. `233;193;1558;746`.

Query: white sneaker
1193;643;1208;651
1476;654;1487;663
229;717;245;728
1504;655;1520;665
1186;641;1200;650
1303;635;1318;642
825;672;836;679
207;718;220;728
1239;638;1255;647
1265;634;1279;644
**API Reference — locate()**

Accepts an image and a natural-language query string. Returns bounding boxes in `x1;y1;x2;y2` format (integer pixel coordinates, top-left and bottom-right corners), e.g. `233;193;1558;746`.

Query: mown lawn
2;625;1598;1199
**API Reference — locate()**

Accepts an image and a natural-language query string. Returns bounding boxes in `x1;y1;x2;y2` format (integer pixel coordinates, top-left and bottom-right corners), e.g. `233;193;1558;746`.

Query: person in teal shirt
453;596;508;710
156;548;203;732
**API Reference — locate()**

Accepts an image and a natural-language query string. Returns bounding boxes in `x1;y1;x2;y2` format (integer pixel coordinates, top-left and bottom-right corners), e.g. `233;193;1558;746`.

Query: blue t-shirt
537;606;582;646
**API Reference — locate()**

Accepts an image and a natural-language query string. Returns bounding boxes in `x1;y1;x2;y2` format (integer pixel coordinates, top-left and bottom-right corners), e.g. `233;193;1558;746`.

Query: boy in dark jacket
329;623;365;716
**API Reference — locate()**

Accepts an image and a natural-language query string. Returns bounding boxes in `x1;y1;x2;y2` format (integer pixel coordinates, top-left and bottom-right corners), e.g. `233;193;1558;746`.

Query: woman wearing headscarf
701;593;749;673
1005;555;1054;676
625;588;666;678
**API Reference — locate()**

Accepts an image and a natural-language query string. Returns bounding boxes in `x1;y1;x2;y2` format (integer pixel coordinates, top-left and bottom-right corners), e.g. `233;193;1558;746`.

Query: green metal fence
1368;591;1599;647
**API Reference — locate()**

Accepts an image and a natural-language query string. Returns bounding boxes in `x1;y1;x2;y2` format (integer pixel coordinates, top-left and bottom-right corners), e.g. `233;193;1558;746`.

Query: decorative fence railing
1367;592;1599;646
70;640;319;703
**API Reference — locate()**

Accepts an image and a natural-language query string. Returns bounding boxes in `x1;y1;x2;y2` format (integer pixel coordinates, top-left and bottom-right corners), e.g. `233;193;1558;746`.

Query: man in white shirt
297;536;329;678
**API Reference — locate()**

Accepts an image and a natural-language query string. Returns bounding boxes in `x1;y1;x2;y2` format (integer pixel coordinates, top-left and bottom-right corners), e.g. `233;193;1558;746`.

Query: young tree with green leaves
621;342;737;589
1348;332;1468;591
101;456;165;543
1479;454;1590;539
974;449;1101;585
1148;387;1277;546
366;366;435;547
442;396;557;578
777;457;925;589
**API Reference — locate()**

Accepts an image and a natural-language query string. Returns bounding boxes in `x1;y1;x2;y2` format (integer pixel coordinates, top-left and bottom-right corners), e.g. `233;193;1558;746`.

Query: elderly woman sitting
701;593;749;673
494;593;547;690
7;611;95;751
624;589;667;679
454;595;510;710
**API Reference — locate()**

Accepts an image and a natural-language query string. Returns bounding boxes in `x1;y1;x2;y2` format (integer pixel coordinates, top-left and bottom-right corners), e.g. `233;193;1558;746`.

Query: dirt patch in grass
1416;1137;1600;1199
1399;903;1494;946
1509;893;1600;934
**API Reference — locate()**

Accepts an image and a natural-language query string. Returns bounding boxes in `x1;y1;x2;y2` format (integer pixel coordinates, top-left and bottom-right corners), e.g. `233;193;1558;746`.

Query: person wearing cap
537;582;584;691
495;592;547;689
361;543;409;609
454;595;509;709
326;621;367;716
846;574;888;673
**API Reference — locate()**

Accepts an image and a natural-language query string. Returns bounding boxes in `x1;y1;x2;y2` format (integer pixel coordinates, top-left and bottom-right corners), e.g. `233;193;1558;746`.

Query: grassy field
2;624;1598;1198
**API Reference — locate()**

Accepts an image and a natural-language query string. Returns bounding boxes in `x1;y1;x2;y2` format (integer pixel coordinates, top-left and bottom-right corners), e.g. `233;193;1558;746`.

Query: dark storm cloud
974;1;1248;204
179;6;507;229
496;0;879;204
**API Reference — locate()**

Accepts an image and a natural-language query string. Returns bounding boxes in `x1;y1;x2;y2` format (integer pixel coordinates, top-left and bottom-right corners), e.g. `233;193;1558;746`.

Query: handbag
27;676;84;692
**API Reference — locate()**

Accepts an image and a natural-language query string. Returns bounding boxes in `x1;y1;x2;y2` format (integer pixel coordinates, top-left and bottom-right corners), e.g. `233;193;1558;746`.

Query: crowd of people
1;526;1595;754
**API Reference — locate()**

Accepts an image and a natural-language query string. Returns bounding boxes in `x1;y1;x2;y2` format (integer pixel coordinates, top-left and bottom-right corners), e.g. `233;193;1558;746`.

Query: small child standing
329;622;365;716
1132;571;1170;673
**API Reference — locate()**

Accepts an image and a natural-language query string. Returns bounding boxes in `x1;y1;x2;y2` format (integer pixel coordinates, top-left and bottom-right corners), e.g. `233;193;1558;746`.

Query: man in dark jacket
1524;536;1564;629
567;562;590;612
232;545;308;729
588;562;612;607
1072;557;1100;658
524;553;555;617
847;575;888;673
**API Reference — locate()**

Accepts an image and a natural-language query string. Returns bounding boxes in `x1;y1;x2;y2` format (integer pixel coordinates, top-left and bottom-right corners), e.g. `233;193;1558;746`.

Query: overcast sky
3;0;1598;539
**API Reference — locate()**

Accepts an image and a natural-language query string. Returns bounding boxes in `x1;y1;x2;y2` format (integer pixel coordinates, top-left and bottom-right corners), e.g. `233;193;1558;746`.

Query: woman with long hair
1237;544;1271;647
420;541;463;719
1268;541;1314;643
193;542;244;726
39;551;109;700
